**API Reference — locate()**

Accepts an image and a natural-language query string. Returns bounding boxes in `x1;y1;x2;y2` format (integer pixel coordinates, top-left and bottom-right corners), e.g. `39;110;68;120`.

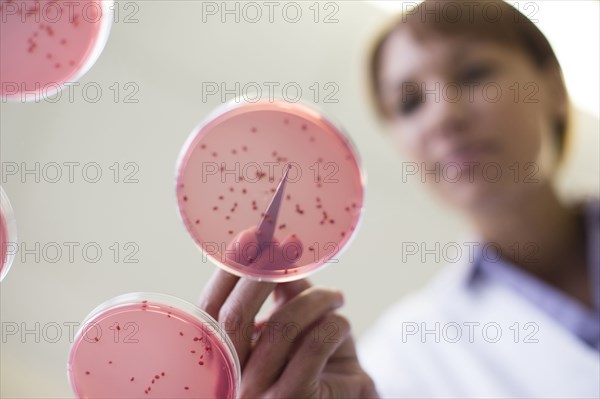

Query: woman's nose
423;82;470;140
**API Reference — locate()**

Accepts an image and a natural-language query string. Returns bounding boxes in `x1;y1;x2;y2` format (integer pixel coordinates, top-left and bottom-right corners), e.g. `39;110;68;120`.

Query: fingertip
279;234;303;263
226;227;262;266
282;233;303;249
273;278;312;304
228;227;259;248
332;289;345;306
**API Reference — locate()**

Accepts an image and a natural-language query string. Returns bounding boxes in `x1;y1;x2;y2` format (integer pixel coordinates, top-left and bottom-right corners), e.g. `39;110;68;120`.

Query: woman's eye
398;94;422;115
460;64;494;82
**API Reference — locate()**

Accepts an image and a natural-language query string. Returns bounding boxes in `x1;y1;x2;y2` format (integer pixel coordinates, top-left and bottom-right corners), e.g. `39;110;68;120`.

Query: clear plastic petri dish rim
67;291;241;398
174;96;367;282
0;186;18;282
0;0;114;102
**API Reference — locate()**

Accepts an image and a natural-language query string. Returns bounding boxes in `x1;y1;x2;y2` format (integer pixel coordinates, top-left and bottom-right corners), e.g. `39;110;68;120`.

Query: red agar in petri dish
68;293;240;398
0;0;113;101
175;99;366;282
0;186;17;282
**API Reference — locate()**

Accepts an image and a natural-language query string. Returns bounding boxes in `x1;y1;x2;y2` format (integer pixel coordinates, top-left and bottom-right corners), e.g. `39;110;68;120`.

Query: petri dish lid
68;292;241;399
0;186;17;282
0;0;113;102
175;98;366;282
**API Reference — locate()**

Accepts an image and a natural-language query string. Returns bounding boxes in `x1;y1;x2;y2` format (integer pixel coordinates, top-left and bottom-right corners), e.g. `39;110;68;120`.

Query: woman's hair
367;0;572;159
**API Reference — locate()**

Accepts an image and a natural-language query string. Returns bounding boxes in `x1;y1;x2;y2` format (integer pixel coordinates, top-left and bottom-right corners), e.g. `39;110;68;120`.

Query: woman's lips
441;142;495;166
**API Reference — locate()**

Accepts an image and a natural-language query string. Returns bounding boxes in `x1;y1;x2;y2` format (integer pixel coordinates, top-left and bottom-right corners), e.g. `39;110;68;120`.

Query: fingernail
334;290;345;306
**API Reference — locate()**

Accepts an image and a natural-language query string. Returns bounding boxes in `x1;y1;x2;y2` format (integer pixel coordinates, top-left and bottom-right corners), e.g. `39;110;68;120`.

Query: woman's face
377;29;563;212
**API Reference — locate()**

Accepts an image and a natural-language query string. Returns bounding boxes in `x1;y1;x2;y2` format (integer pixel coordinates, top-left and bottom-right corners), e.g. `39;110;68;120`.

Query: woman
198;1;599;397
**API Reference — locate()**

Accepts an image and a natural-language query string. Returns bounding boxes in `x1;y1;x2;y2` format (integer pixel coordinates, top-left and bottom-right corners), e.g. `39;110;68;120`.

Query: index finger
197;268;240;320
197;227;277;367
197;228;256;319
273;278;312;306
219;278;276;368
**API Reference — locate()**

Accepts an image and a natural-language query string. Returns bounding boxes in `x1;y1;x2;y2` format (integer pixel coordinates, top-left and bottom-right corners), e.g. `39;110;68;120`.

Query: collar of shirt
458;197;600;350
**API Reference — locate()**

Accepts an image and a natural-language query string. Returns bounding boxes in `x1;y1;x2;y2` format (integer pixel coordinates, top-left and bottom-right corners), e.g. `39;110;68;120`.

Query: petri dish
0;186;17;282
0;0;113;102
68;292;241;399
175;98;366;282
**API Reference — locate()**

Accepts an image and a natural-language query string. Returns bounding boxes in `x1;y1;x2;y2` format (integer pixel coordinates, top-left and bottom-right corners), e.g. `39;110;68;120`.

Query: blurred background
1;1;598;396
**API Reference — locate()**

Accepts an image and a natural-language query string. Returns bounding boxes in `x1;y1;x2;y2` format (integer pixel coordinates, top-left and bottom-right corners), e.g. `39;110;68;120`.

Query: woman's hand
197;230;378;398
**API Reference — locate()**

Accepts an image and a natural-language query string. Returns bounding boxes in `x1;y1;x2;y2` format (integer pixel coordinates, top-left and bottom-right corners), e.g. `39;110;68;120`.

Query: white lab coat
357;258;600;398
